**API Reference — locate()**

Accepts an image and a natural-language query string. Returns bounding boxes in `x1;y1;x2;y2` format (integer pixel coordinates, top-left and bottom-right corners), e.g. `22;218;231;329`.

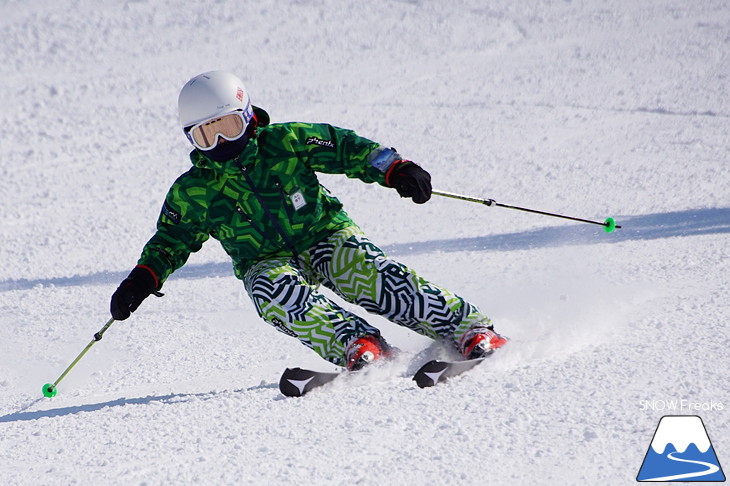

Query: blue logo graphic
637;415;725;482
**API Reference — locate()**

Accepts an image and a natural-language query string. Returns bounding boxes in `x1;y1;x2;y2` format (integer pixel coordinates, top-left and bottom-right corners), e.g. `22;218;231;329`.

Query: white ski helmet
178;70;253;130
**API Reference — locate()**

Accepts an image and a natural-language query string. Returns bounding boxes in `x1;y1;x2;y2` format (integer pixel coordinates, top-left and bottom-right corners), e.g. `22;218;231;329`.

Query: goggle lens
190;112;246;149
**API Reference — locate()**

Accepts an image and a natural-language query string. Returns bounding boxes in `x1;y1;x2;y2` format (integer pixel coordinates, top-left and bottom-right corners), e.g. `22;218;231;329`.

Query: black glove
387;161;432;204
110;266;158;320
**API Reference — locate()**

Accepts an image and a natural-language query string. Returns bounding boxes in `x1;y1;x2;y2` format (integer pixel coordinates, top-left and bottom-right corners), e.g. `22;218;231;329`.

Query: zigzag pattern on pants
243;226;492;365
244;258;312;324
320;229;485;341
244;255;378;365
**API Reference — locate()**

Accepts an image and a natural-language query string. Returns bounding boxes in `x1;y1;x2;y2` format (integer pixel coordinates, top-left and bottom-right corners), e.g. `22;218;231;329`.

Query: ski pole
42;317;116;397
432;189;621;233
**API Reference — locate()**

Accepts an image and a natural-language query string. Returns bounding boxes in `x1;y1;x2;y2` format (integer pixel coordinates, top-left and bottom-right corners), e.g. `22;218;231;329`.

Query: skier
110;70;507;371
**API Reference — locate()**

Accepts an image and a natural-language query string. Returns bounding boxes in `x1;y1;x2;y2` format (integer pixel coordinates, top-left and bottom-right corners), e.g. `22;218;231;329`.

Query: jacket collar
189;135;259;175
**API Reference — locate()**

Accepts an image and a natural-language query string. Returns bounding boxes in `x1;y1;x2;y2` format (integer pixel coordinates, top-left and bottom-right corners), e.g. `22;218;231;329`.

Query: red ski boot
345;334;392;371
458;325;508;360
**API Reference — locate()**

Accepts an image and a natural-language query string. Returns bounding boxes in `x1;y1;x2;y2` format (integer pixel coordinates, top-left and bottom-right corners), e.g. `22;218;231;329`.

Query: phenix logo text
640;399;724;412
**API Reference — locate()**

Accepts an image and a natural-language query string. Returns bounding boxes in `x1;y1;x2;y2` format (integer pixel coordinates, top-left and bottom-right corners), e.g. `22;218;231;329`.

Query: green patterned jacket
137;122;402;288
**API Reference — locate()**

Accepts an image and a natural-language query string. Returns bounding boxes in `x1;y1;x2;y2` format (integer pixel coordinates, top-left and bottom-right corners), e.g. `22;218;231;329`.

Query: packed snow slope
1;1;728;484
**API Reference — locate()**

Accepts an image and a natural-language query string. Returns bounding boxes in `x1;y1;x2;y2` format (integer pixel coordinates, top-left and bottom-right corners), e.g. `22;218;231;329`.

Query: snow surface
1;0;728;484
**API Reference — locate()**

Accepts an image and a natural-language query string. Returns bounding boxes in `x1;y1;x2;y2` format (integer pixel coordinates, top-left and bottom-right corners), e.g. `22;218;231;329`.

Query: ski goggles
184;107;254;151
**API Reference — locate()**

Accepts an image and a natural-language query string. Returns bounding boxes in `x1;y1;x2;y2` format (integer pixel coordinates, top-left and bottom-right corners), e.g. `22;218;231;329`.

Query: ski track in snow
1;1;728;485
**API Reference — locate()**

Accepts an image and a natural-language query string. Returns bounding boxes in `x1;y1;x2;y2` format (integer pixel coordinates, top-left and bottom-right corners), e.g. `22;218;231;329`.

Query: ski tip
413;357;491;389
279;368;307;397
278;367;342;397
412;360;449;388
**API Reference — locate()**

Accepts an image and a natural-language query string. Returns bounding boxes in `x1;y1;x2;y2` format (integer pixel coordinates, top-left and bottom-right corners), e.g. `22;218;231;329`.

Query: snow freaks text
640;399;724;412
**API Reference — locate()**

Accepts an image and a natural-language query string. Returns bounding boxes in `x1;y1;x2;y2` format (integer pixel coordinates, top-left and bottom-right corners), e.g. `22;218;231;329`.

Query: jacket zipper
234;204;265;238
273;177;296;226
237;161;299;258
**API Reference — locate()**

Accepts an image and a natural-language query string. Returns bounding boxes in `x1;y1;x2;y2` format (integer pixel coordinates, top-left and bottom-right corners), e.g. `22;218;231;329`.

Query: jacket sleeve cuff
131;265;160;291
384;160;412;187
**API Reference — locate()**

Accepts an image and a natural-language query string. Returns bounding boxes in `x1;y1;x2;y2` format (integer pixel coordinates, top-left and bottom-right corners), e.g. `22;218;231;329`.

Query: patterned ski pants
243;226;491;366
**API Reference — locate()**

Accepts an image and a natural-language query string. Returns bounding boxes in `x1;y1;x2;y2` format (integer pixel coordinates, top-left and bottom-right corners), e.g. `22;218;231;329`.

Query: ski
280;355;492;396
412;357;487;388
279;367;343;397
